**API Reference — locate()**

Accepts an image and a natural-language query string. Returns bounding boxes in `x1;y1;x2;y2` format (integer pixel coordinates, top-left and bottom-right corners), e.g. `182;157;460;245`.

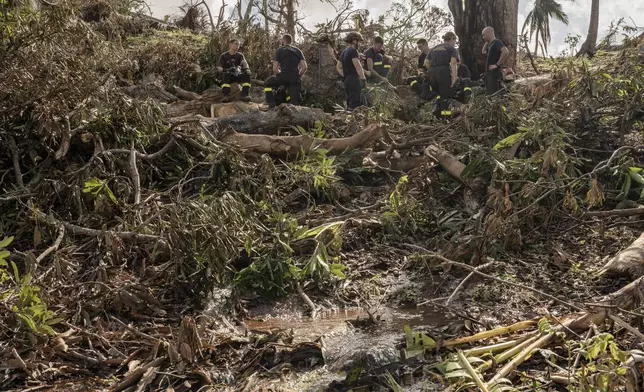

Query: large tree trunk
285;0;295;38
577;0;600;57
203;104;328;134
449;0;519;78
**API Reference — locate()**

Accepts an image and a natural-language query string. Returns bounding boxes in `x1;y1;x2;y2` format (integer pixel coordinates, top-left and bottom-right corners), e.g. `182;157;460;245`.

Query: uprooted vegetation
2;1;644;391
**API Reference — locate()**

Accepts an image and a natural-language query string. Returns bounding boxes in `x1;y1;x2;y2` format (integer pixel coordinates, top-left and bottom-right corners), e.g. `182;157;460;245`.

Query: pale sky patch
147;0;644;54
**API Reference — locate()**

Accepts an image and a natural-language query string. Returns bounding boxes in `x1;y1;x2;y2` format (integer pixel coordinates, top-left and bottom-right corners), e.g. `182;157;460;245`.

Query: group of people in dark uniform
216;27;509;118
217;34;308;107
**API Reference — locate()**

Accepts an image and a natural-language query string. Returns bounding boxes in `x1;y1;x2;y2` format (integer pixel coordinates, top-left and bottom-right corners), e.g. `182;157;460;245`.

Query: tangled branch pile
2;1;644;391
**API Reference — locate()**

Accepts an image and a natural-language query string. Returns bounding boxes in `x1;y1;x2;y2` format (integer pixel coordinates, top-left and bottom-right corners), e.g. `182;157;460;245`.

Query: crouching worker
218;38;251;103
407;38;435;100
453;59;473;103
265;34;307;109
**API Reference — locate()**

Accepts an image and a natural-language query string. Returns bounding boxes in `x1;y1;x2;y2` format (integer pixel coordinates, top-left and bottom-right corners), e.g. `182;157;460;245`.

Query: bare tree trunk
217;1;227;28
263;0;269;31
285;0;295;38
200;0;215;31
243;0;254;21
449;0;519;78
577;0;599;57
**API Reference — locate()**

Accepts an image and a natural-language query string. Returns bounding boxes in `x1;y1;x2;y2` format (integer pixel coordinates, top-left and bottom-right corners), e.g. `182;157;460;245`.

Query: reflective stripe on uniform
441;110;452;116
374;61;383;65
436;95;441;99
264;87;273;92
384;65;391;68
242;83;252;87
222;84;231;88
410;80;418;86
464;87;472;91
286;96;291;101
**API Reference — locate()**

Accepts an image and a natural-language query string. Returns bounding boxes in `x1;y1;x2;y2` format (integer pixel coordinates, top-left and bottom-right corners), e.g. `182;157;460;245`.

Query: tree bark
577;0;600;57
220;123;384;157
448;0;519;78
285;0;295;38
204;104;328;134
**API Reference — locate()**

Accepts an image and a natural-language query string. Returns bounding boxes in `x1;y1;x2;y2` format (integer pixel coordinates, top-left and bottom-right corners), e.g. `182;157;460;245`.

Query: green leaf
0;236;14;248
419;332;436;348
445;369;472;379
404;325;413;347
609;342;622;361
445;361;463;372
493;132;526;151
329;263;346;279
0;250;10;260
16;313;38;332
630;170;644;185
587;341;602;360
294;222;343;240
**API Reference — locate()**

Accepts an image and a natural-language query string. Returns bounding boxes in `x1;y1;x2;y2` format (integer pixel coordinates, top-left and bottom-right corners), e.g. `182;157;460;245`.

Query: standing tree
577;0;599;57
522;0;569;57
448;0;519;78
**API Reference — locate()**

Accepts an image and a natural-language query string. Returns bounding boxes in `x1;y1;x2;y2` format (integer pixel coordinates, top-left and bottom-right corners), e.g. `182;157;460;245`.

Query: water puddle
244;306;451;391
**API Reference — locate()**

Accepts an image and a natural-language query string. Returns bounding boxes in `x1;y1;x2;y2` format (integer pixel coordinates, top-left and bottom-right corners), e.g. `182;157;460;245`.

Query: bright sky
147;0;644;54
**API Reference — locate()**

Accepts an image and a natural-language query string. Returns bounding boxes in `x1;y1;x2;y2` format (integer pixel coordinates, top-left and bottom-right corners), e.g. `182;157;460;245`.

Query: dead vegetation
2;1;644;391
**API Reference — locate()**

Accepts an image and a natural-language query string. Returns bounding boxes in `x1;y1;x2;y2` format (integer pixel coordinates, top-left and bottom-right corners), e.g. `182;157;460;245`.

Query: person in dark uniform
426;31;459;117
454;58;473;102
264;34;308;108
218;38;251;103
405;38;434;98
336;31;367;110
364;36;391;82
274;85;307;106
482;26;509;96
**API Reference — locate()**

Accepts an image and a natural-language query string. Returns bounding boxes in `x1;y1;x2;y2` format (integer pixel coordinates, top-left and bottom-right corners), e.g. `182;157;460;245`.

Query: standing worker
426;32;459;118
218;38;252;103
481;26;509;96
264;34;308;109
363;36;390;82
336;32;367;111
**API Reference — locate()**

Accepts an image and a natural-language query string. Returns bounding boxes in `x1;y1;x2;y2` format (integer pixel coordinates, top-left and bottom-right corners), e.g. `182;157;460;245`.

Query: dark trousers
485;68;503;96
222;73;251;97
427;66;454;117
343;74;362;110
265;73;301;108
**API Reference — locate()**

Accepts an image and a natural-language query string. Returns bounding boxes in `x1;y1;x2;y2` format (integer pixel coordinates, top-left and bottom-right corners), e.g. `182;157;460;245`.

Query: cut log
206;104;328;135
220;123;384;157
173;86;201;101
601;232;644;278
210;102;262;119
166;86;242;118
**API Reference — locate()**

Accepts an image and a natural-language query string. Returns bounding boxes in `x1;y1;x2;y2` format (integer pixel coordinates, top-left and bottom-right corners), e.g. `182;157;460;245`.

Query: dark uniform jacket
274;45;305;75
364;47;389;77
340;47;359;77
219;51;246;70
427;43;458;67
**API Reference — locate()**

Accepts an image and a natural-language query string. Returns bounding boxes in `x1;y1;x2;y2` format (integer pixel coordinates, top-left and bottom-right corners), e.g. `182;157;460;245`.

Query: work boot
222;95;232;103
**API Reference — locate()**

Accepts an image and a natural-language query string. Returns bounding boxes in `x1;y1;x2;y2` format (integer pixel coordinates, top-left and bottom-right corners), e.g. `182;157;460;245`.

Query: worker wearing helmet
336;31;367;110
